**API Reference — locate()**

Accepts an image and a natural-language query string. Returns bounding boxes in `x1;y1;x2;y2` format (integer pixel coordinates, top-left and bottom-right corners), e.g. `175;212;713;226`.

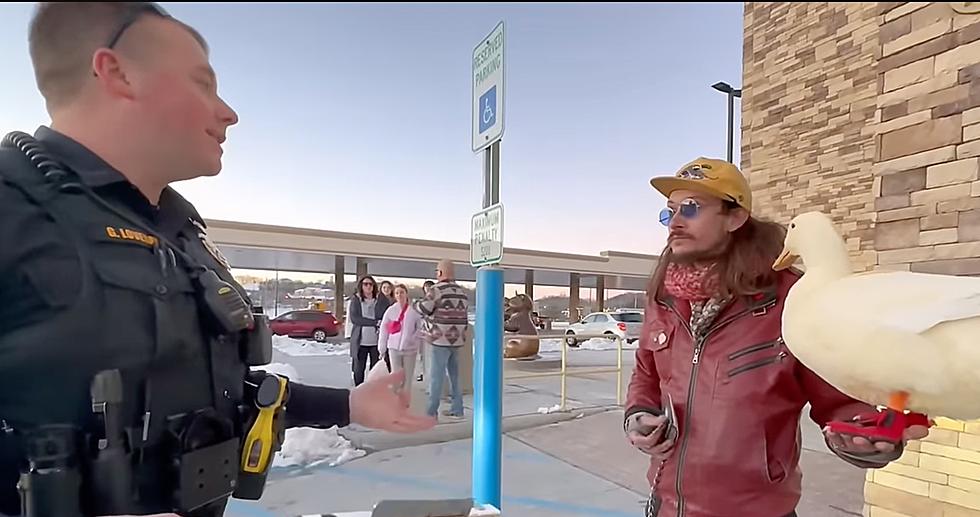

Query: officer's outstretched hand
349;369;437;433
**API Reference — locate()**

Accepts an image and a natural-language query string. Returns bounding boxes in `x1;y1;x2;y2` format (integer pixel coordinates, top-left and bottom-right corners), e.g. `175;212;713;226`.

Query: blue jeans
427;345;463;417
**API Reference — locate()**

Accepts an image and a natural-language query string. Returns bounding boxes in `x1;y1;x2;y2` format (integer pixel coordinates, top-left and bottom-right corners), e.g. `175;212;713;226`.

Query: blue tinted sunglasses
658;198;701;227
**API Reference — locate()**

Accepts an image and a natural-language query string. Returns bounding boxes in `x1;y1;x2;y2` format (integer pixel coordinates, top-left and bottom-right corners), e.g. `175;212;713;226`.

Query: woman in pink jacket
378;284;422;408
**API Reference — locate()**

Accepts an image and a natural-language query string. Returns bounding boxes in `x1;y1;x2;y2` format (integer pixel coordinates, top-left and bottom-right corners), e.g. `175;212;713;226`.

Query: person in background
380;280;396;304
344;294;354;339
377;280;394;370
379;284;422;408
349;275;387;385
415;261;469;419
417;279;436;382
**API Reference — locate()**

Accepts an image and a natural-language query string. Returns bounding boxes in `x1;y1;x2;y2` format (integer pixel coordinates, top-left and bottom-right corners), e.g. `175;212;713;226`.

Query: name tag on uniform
105;226;159;248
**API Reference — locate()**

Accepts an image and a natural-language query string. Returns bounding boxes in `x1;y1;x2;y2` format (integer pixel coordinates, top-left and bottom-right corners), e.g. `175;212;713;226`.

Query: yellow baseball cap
650;157;752;212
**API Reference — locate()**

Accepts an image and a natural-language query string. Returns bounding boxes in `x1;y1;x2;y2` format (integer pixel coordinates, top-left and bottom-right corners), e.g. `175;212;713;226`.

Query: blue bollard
472;266;504;509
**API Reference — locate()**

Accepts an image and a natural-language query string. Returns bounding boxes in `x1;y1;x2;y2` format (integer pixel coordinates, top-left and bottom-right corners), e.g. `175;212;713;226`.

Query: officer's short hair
28;2;209;111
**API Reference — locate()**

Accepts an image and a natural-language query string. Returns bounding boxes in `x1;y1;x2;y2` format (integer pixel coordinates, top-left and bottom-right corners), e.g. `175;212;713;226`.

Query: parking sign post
471;21;505;511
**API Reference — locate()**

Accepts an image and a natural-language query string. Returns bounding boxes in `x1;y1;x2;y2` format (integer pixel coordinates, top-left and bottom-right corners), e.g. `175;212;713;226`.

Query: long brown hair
648;204;787;301
356;275;378;300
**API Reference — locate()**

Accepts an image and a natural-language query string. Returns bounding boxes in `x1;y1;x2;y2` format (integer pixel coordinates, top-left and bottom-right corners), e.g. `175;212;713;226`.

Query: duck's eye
791;223;796;229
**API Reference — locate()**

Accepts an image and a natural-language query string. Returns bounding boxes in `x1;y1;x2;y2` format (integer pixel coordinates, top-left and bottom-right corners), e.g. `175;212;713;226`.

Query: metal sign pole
470;21;505;510
483;147;492;209
473;141;503;509
490;142;500;205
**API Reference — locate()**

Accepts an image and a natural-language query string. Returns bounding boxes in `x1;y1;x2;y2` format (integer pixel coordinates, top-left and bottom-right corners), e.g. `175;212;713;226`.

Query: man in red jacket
626;158;930;517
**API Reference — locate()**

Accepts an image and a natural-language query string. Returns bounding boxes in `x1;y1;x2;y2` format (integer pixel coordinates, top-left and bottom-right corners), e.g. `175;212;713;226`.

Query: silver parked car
564;310;643;347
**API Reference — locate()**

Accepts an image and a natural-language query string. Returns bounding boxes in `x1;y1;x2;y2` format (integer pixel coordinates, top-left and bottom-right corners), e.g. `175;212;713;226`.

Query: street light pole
711;81;742;163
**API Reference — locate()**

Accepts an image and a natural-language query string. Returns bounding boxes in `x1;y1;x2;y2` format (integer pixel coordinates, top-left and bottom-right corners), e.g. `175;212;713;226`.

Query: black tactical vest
0;138;253;516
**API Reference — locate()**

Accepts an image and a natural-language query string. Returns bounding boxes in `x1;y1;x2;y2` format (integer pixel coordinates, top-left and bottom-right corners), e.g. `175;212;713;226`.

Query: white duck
774;211;980;439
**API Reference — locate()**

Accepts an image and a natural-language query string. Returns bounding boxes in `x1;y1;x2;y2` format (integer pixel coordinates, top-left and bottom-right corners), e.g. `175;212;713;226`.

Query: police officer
0;3;435;516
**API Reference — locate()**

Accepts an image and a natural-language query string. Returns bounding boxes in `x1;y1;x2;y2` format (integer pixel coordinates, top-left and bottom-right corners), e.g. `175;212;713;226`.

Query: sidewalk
232;409;647;517
230;345;868;516
507;410;867;517
247;430;645;517
228;409;866;517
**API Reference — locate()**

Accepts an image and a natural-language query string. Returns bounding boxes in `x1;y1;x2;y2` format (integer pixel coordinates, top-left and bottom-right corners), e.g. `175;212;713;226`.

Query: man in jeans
416;279;437;382
415;260;469;419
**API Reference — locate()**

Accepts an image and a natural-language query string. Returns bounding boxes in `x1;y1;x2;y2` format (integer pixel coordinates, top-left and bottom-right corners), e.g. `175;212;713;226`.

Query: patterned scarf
663;262;720;302
664;262;727;336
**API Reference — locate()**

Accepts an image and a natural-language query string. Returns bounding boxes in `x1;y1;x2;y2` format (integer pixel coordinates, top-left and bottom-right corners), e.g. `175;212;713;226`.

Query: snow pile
273;335;349;357
264;307;289;318
538;337;637;353
470;504;501;516
248;364;366;469
537;404;562;414
273;426;366;468
581;338;638;351
253;362;301;381
537;339;565;354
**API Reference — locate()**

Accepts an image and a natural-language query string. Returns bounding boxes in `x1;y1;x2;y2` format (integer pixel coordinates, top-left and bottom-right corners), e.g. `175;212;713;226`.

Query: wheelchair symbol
478;86;497;134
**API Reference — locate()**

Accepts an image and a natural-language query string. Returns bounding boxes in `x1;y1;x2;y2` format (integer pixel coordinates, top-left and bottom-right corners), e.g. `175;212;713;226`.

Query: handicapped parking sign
471;21;504;152
479;86;497;134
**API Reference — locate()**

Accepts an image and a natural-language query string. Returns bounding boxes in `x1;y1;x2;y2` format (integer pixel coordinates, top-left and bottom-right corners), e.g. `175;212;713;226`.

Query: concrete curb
342;406;619;453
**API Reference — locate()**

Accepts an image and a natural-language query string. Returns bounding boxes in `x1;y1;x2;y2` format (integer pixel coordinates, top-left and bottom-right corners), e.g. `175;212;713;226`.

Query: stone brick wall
875;2;980;277
867;3;980;516
867;418;980;516
742;2;881;272
743;2;980;516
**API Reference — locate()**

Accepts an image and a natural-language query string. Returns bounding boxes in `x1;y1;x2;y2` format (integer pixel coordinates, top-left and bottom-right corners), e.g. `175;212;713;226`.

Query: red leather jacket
626;270;873;517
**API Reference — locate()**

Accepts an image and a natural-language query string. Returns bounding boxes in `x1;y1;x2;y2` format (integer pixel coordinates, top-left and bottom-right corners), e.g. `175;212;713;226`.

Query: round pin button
155;284;168;295
657;332;667;345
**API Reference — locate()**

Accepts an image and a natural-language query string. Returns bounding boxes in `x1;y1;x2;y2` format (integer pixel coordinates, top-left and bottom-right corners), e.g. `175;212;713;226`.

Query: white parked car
564;310;643;347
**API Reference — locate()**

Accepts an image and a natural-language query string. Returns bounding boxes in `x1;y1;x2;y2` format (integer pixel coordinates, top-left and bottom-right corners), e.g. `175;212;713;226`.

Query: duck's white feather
780;211;980;420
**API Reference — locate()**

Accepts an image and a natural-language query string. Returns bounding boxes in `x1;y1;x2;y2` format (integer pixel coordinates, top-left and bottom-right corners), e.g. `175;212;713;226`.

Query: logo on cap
677;163;717;181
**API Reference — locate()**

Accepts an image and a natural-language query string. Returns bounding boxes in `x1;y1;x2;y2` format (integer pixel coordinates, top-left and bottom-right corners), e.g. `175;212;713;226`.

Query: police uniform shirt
0;127;350;514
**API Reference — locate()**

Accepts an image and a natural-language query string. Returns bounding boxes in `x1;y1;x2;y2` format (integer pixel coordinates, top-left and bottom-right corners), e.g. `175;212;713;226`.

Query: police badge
191;219;232;270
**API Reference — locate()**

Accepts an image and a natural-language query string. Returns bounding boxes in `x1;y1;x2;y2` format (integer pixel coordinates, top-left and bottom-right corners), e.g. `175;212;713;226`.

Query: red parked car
269;310;340;342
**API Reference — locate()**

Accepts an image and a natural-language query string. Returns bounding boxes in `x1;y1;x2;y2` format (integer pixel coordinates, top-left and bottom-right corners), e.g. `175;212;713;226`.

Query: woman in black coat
349;275;391;385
